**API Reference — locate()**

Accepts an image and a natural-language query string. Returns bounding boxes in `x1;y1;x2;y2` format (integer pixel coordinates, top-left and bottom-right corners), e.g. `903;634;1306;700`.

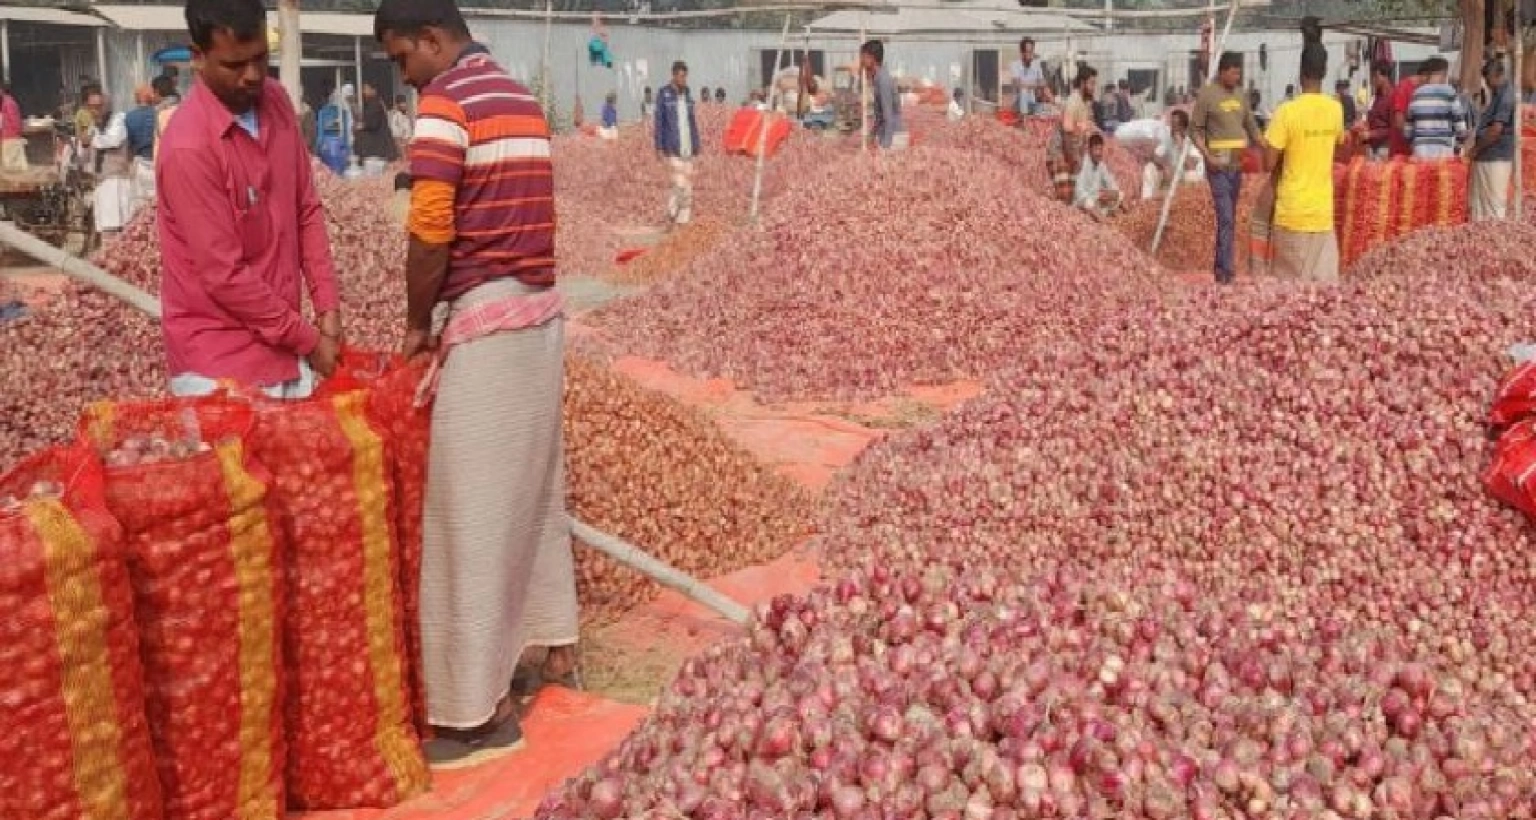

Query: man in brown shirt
1191;52;1262;284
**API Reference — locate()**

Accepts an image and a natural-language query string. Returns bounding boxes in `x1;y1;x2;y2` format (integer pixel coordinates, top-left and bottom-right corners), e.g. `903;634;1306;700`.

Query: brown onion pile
564;353;814;625
1115;177;1263;276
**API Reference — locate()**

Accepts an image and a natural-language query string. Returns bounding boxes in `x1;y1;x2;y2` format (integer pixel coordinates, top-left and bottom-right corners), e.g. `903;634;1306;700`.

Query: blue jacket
124;105;157;160
654;84;700;157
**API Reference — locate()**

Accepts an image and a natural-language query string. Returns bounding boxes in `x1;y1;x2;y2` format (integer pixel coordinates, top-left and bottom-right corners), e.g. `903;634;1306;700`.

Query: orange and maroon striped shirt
411;44;556;300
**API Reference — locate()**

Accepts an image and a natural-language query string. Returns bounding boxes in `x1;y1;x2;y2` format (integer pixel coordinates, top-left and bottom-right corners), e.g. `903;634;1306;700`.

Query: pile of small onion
537;560;1534;820
589;143;1169;403
564;353;814;624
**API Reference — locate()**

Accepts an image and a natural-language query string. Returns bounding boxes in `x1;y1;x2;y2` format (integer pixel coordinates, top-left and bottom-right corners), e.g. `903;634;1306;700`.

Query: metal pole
354;36;364;93
95;28;107;92
1;19;10;87
749;14;794;223
1151;0;1240;256
278;0;302;108
134;33;146;89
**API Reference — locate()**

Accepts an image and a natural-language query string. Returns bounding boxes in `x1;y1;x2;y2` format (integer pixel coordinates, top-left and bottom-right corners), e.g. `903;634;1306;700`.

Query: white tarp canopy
0;6;107;26
808;2;1095;37
93;4;375;37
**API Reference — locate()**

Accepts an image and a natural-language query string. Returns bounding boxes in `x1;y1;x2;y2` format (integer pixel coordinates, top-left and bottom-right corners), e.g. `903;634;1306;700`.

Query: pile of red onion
538;559;1534;819
587;142;1167;403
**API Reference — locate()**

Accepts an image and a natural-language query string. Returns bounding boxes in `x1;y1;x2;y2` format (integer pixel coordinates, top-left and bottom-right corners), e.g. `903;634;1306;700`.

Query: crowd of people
1037;31;1524;285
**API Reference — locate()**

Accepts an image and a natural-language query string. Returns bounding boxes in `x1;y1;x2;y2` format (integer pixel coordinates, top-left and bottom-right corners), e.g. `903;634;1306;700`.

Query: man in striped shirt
1404;57;1468;159
376;0;579;768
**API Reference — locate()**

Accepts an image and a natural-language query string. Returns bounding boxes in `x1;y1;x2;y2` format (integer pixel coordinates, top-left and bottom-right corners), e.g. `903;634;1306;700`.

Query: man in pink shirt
0;84;25;172
157;0;341;397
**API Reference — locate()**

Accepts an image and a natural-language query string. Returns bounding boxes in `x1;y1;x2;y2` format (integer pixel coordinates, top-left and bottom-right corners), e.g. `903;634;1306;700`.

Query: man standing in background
0;85;24;172
1265;43;1345;282
1405;57;1467;159
389;94;413;159
1364;60;1395;159
1010;37;1051;118
1469;58;1516;220
152;74;180;163
655;60;700;226
376;0;579;766
1389;62;1430;157
124;85;159;211
1191;51;1262;284
158;0;342;398
861;39;902;150
1335;79;1357;126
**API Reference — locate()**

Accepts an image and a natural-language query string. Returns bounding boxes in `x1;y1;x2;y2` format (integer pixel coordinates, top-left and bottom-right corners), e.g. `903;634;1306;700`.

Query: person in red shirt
157;0;341;397
1362;60;1396;159
1389;63;1431;158
0;84;24;172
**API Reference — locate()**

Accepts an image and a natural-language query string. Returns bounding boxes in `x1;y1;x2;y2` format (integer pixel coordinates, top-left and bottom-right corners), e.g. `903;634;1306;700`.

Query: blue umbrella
152;45;193;66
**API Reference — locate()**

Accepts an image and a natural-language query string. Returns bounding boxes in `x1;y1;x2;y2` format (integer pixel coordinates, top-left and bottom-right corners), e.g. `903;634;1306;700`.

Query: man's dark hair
1117;79;1128;90
671;60;687;74
1169;109;1189;128
1019;37;1034;51
1087;133;1104;148
1074;64;1096;87
185;0;267;52
151;75;176;99
1421;56;1449;75
860;40;883;64
1371;59;1393;78
1300;44;1327;82
373;0;471;42
394;171;413;191
394;94;406;105
1217;51;1242;73
1484;58;1506;79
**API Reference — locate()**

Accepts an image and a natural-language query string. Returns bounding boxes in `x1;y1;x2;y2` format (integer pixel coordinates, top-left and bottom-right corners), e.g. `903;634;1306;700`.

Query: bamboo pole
570;519;751;625
0;222;163;317
278;0;302;109
749;15;794;223
1151;0;1241;256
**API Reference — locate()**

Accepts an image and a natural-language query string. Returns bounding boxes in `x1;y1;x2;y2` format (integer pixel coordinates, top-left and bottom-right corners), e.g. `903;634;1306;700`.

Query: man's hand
307;333;341;378
401;328;437;362
318;310;343;343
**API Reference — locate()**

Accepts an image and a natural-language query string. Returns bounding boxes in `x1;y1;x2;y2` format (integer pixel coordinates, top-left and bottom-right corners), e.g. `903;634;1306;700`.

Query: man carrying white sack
1135;110;1204;200
376;0;579;768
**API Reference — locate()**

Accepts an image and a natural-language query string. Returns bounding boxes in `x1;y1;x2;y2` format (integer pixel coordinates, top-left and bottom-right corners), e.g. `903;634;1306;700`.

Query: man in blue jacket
655;60;700;226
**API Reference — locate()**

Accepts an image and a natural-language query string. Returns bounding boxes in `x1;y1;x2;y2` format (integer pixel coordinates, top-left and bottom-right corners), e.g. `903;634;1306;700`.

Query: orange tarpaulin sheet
722;108;792;158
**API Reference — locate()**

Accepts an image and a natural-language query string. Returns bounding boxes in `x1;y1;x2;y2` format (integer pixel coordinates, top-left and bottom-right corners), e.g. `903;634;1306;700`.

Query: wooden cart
0;167;98;254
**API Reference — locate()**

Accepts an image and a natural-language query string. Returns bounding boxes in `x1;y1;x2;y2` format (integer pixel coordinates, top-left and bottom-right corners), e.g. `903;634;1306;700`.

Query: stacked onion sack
590;144;1168;403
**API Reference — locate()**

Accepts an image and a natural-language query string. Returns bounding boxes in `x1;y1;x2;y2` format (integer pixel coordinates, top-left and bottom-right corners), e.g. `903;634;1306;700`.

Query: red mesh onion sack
1484;418;1536;519
78;397;285;820
249;387;429;808
0;446;164;820
1491;361;1536;428
328;349;433;736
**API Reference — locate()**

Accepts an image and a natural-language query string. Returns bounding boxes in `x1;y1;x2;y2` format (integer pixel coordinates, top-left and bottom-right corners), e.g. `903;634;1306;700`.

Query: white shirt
947;99;964;121
675;96;693;159
1154;132;1204;178
388;109;412;142
1073;158;1119;208
1011;59;1045;110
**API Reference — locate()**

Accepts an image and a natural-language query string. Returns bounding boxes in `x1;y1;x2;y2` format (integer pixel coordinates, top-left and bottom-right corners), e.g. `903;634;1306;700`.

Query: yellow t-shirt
1265;93;1345;233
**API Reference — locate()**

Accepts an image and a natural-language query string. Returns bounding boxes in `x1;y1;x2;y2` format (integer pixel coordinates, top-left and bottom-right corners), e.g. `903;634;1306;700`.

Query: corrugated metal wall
84;21;1441;125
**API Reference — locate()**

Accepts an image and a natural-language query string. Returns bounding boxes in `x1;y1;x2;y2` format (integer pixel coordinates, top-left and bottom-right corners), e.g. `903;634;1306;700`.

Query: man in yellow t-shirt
1263;43;1346;283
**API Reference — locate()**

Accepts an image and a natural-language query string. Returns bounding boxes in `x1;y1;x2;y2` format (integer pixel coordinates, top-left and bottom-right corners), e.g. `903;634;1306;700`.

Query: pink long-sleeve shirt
1;93;21;139
156;78;339;387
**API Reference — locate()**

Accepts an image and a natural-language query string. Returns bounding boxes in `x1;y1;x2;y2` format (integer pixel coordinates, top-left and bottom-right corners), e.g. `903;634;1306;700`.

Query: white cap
341;83;356;98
